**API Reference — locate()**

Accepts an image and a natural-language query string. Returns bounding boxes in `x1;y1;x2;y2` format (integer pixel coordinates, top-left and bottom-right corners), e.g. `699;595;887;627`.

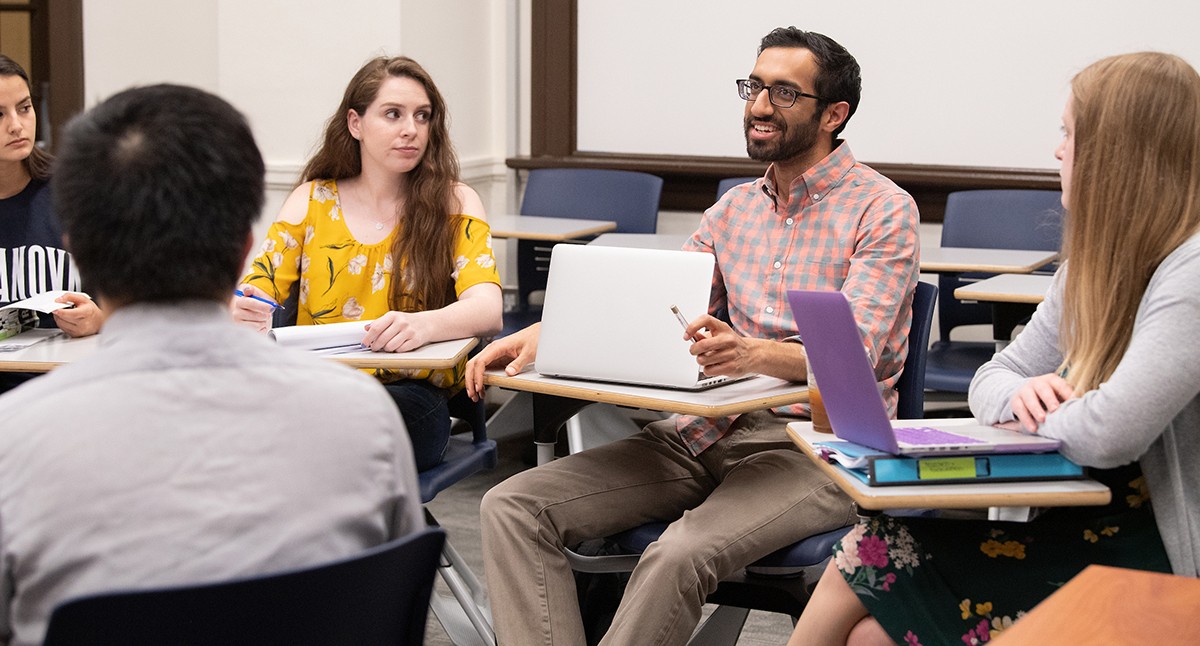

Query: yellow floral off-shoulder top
242;179;500;390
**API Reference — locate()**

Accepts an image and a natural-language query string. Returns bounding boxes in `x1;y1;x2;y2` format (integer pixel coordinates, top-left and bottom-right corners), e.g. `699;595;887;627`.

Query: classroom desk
485;369;809;465
0;333;477;373
588;232;691;251
918;247;1058;274
786;420;1110;511
488;214;617;241
955;273;1054;348
992;565;1200;645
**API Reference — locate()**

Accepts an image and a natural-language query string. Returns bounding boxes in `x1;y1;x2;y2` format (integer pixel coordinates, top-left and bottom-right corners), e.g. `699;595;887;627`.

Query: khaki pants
480;411;856;646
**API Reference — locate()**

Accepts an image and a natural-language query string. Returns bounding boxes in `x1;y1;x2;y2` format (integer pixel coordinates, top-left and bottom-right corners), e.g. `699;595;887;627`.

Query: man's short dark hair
52;84;265;304
759;27;862;138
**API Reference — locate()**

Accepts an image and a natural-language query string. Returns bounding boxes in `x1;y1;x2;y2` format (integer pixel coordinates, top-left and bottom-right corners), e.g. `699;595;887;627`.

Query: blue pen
234;289;283;311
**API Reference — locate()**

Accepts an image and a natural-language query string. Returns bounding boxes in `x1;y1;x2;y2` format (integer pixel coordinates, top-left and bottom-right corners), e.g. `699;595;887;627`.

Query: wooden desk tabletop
920;247;1058;274
589;232;691;251
484;369;808;417
993;565;1200;645
786;421;1110;510
488;214;618;241
954;273;1054;304
0;334;476;373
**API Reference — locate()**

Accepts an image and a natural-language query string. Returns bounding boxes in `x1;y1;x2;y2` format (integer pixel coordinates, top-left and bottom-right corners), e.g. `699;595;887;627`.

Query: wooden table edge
0;359;63;372
953;286;1045;304
489;222;617;241
922;260;1045;274
330;337;477;370
485;372;807;417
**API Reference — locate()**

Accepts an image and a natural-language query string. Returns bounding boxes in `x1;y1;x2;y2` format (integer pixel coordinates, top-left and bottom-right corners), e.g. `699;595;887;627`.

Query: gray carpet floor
421;432;797;645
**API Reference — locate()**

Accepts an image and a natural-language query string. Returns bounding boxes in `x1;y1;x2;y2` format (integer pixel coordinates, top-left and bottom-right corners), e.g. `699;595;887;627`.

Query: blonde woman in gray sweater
790;51;1200;646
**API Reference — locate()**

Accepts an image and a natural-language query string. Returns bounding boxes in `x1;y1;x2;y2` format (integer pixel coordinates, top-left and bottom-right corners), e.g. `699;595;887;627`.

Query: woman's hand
51;292;104;337
362;311;432;353
1010;373;1077;433
231;283;275;334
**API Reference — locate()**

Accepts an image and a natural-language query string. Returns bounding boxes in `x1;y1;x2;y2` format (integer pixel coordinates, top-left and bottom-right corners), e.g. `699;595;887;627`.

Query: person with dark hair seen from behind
233;56;502;471
0;54;102;394
790;51;1200;646
0;84;424;646
465;27;919;645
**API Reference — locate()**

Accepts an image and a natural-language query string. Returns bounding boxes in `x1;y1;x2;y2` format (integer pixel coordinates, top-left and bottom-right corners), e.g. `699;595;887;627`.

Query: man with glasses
468;27;918;645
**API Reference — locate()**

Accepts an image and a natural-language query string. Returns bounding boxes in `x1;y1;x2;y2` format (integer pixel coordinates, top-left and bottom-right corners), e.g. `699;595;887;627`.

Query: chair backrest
516;168;664;311
520;168;664;234
896;281;937;419
43;527;447;646
715;176;759;200
938;189;1064;340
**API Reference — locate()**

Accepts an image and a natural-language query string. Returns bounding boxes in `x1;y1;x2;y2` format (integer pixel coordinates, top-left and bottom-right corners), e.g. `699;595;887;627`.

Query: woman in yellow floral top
233;56;502;470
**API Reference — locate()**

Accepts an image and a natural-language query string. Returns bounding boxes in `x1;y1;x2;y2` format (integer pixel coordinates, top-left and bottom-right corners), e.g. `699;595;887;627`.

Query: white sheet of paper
0;290;88;314
268;320;376;352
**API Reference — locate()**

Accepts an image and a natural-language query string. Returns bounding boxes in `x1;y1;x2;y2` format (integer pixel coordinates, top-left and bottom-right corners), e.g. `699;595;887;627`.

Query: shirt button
785;218;794;225
765;306;775;314
812;193;821;201
773;261;782;269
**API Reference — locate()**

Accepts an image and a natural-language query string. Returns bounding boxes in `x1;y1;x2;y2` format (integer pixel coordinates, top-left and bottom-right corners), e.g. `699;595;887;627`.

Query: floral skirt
834;463;1170;645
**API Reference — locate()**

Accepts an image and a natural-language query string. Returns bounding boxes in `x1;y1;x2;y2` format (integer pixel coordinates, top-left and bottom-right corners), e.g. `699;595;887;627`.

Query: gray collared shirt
0;301;423;645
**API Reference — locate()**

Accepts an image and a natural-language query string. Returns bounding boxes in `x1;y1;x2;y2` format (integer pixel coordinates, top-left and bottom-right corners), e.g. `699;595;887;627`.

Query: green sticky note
917;456;977;480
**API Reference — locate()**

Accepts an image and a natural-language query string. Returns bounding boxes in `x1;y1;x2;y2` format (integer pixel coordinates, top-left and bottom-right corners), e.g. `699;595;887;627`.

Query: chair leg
426;510;496;646
429;541;496;646
566;404;656;455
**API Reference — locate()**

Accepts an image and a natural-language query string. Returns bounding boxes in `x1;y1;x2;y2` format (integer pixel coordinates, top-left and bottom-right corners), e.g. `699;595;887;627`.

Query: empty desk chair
926;189;1063;393
716;176;760;200
43;528;446;646
506;168;663;335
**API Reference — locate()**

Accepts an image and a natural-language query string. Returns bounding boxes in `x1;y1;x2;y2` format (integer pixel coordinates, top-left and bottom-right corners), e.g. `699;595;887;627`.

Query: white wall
576;0;1200;170
81;0;514;262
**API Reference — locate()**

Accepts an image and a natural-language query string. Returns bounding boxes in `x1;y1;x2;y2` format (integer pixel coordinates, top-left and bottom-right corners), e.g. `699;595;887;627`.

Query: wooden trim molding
518;0;1061;219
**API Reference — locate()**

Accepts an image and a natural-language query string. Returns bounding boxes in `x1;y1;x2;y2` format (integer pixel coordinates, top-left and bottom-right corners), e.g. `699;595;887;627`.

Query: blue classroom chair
43;528;447;646
504;168;663;336
926;190;1063;393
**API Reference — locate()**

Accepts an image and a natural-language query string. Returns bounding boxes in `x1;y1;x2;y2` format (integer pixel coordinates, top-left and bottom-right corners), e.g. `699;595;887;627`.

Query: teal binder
814;440;1085;487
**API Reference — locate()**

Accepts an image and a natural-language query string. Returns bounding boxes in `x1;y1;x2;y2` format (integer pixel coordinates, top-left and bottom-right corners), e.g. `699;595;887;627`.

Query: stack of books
813;439;1084;487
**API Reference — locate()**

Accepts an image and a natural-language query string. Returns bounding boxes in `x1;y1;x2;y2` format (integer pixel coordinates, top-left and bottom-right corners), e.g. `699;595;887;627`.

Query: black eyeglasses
735;79;828;108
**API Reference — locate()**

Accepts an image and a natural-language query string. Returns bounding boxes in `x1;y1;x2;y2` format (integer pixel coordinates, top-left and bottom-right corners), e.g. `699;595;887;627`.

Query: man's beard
744;111;821;162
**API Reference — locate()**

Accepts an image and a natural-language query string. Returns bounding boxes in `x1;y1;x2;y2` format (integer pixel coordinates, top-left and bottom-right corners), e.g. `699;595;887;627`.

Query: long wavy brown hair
0;54;52;181
302;56;461;312
1060;52;1200;391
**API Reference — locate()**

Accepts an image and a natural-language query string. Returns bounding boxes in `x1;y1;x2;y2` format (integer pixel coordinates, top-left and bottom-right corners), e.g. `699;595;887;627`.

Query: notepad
268;320;375;354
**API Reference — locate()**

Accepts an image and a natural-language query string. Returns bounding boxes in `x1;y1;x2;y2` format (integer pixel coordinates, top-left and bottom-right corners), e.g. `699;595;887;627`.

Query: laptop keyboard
894;426;985;445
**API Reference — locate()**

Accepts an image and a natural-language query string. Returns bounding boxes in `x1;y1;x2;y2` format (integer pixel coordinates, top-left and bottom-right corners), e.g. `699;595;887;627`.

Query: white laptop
536;244;747;390
788;289;1062;456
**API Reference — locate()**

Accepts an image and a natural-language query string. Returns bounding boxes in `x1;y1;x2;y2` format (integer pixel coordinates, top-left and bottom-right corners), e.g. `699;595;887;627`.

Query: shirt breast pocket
791;257;848;291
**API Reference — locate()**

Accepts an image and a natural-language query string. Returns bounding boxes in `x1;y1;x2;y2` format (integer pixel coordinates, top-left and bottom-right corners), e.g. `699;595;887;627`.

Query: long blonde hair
302;56;461;312
1061;52;1200;391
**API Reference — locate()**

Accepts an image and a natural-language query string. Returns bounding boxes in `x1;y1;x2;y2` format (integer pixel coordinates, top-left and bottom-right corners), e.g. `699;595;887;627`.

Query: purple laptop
787;290;1061;456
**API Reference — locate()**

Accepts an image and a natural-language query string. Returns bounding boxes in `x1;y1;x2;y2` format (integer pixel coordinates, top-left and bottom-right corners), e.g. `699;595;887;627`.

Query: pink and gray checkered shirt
676;142;920;455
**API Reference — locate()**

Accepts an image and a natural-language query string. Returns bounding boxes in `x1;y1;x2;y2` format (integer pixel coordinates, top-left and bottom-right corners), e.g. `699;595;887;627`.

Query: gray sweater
969;232;1200;577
